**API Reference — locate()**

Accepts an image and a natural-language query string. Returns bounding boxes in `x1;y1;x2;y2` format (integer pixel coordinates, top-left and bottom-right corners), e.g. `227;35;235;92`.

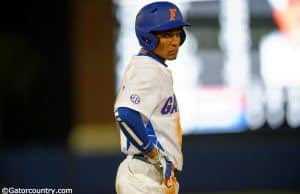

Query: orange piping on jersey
175;114;182;149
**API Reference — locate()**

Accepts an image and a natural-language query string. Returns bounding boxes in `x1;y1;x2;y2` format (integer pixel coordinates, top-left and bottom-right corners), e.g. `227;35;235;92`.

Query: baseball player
114;1;190;194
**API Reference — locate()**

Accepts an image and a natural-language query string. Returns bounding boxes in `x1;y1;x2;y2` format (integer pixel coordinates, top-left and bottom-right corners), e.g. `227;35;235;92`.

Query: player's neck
138;48;167;67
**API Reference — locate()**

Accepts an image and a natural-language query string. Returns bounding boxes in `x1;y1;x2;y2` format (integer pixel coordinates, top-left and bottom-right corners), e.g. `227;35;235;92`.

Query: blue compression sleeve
115;107;154;153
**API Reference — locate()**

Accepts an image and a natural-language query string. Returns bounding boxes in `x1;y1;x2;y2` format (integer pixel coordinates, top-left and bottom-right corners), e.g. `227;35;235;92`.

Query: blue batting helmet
135;1;190;51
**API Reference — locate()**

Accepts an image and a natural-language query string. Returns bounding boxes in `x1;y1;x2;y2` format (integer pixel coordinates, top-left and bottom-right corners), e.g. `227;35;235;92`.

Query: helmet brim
149;20;191;33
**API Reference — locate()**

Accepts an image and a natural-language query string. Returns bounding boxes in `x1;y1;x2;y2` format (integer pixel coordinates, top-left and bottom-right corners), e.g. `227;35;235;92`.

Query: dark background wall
0;1;71;145
0;0;115;145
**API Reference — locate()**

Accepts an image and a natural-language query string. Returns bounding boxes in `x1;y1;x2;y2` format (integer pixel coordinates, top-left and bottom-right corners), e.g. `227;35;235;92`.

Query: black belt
133;154;151;164
132;154;181;178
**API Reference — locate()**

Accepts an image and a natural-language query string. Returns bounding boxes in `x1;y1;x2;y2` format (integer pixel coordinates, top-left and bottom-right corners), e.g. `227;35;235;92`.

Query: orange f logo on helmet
169;8;177;21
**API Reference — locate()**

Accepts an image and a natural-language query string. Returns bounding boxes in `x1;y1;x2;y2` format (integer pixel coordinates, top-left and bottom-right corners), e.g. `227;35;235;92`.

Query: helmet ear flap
136;29;159;51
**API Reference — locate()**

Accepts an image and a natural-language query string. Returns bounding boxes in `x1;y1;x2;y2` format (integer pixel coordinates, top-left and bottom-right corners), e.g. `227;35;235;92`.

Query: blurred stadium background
0;0;299;193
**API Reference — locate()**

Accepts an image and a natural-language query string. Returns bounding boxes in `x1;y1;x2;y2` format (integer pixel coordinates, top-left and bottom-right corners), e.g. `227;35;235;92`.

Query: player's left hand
164;176;178;194
163;163;179;194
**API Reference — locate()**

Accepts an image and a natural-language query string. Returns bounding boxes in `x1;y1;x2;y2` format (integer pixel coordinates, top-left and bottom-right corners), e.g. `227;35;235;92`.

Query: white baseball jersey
114;55;183;170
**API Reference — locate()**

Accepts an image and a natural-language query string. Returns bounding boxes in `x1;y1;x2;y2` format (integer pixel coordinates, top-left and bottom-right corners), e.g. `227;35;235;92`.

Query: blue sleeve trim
145;121;165;152
115;107;154;153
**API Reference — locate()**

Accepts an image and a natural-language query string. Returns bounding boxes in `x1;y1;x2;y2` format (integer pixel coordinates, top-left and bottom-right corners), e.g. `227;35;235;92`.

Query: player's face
152;28;182;60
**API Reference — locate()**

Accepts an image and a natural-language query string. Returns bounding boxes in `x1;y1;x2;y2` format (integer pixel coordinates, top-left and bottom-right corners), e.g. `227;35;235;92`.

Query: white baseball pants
115;155;179;194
